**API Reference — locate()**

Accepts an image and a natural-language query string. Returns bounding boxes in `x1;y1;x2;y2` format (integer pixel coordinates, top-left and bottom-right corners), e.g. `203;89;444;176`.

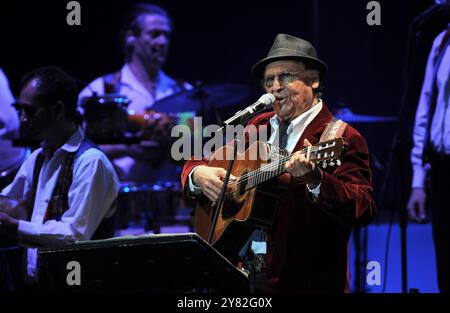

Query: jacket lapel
293;104;334;151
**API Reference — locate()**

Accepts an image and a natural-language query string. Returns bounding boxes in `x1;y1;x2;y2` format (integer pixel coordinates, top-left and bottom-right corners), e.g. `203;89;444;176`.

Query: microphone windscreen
259;93;276;106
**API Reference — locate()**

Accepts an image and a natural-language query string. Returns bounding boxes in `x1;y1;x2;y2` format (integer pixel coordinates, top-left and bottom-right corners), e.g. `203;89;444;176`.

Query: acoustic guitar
195;138;346;262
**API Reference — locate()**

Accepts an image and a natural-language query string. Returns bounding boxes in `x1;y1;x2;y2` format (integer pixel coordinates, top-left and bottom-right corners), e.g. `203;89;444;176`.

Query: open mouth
274;94;288;105
279;97;288;105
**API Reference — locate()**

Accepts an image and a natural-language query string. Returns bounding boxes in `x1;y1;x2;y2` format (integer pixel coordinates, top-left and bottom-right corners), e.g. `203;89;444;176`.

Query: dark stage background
0;0;449;218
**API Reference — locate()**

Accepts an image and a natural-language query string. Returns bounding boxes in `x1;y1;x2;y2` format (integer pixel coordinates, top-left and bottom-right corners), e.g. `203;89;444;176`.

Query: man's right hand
407;187;427;223
192;166;237;203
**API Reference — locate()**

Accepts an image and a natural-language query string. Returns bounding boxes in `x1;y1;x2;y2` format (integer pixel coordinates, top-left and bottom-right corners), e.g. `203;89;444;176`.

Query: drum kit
80;83;253;143
116;181;191;233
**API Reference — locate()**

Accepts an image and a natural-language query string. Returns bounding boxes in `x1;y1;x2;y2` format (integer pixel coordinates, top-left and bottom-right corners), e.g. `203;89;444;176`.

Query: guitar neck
239;138;345;191
243;146;307;190
244;160;287;190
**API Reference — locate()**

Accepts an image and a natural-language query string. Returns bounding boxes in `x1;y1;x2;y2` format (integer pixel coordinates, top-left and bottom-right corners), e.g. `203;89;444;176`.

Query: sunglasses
262;71;300;88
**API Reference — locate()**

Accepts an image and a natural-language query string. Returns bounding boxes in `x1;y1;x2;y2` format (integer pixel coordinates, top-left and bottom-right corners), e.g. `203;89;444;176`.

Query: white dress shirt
411;28;450;188
79;64;192;113
0;68;18;138
188;100;324;197
1;127;120;280
267;100;323;153
0;68;26;175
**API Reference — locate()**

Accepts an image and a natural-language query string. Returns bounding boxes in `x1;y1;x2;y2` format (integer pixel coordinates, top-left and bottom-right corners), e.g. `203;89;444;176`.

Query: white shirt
0;68;19;138
79;64;192;113
0;68;26;174
1;127;120;280
411;28;450;188
268;100;323;153
188;100;324;197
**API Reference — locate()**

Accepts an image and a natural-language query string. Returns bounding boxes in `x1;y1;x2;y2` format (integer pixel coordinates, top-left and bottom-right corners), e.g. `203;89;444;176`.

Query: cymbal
151;83;253;113
334;108;398;123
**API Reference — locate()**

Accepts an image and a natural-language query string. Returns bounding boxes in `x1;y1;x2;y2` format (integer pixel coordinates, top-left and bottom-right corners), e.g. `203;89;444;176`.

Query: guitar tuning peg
322;161;328;168
336;159;342;166
329;161;335;167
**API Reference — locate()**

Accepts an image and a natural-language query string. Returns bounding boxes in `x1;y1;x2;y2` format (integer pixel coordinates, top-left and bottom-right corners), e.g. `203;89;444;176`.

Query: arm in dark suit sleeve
312;127;376;227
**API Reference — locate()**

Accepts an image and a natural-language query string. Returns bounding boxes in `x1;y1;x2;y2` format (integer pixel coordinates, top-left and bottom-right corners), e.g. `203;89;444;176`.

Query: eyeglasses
262;71;300;88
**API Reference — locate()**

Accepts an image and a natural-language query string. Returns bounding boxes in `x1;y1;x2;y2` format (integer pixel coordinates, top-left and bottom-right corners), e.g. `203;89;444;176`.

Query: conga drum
80;94;130;143
116;182;153;230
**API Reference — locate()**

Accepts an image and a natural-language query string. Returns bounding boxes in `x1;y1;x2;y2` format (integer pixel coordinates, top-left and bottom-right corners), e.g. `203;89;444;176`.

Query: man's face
134;13;171;68
263;61;318;122
17;79;53;140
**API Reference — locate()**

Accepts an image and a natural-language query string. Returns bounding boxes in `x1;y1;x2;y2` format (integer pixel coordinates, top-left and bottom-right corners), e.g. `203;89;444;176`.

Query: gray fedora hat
251;33;328;81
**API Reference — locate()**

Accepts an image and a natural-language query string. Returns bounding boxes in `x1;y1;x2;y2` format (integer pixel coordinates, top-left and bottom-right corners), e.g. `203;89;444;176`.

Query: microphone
222;93;275;127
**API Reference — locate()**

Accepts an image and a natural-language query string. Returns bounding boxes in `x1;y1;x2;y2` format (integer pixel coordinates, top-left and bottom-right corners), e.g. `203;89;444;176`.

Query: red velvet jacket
181;104;376;292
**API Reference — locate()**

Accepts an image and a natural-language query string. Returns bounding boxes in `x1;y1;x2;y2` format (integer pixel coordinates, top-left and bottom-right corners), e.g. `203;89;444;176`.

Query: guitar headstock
308;137;347;169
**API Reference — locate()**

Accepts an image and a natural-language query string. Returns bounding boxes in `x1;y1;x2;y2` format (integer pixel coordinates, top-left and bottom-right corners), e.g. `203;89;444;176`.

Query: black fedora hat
251;33;328;82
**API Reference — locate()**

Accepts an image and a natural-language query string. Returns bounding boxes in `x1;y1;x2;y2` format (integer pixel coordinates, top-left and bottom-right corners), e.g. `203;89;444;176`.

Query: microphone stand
206;100;269;244
379;3;445;293
208;100;264;244
207;116;244;244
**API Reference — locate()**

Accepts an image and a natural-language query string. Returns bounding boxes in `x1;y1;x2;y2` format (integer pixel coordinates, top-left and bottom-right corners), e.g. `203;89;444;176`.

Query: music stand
37;233;249;292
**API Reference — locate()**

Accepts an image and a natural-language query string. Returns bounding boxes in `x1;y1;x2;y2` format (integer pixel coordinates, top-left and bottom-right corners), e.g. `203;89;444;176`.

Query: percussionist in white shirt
79;3;192;184
0;66;120;283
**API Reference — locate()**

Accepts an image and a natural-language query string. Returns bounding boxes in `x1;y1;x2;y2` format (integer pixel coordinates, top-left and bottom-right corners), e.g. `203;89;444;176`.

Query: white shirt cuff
307;183;321;199
412;167;427;189
188;167;203;196
18;220;40;238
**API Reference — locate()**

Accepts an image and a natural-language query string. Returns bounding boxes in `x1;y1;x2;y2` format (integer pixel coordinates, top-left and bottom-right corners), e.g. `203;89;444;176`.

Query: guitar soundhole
221;198;242;219
232;170;249;204
221;173;248;219
237;178;246;198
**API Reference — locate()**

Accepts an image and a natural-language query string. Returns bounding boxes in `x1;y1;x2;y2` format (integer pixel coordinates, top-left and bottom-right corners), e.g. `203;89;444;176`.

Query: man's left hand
285;139;322;186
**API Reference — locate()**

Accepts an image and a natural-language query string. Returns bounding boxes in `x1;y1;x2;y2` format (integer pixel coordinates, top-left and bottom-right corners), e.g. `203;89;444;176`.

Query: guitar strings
226;146;315;189
227;147;306;188
232;156;289;188
226;144;339;190
225;148;299;187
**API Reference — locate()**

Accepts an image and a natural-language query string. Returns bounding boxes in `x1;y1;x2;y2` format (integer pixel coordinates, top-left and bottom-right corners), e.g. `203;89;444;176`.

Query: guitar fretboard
238;139;343;191
244;146;292;190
